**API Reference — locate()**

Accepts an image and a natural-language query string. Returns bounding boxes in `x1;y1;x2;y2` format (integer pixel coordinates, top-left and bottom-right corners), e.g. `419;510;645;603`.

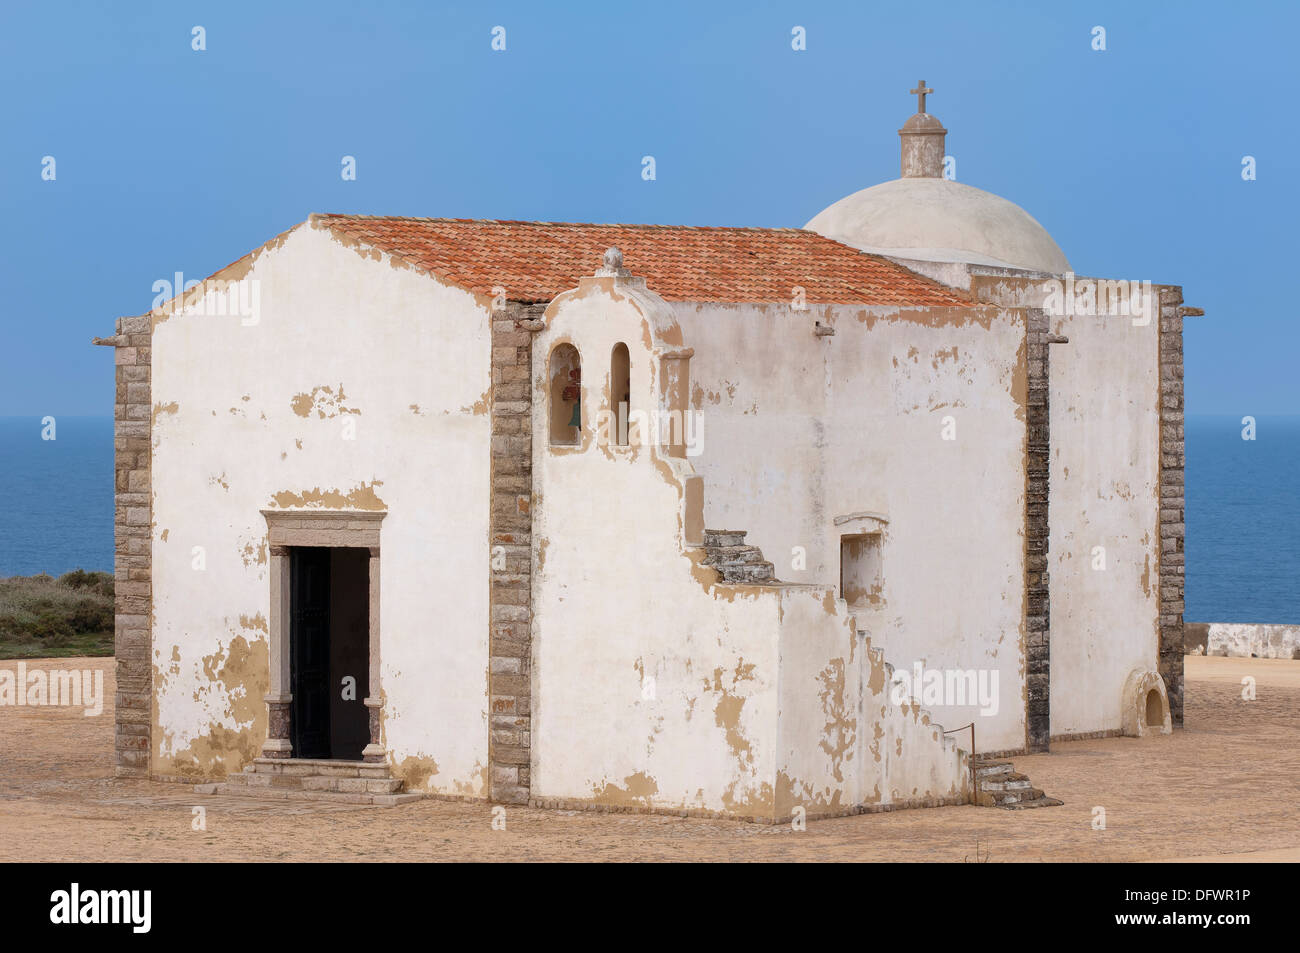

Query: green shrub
0;571;115;658
57;569;115;599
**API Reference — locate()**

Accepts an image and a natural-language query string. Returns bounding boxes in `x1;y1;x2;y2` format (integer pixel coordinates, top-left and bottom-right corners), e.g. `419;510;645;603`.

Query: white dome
805;176;1070;275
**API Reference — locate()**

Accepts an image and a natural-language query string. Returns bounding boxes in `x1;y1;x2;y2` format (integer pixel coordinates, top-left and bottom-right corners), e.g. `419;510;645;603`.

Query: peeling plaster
591;771;660;807
153;624;269;779
392;754;441;792
290;384;360;419
459;389;490;416
817;658;856;782
151;401;179;426
268;480;386;511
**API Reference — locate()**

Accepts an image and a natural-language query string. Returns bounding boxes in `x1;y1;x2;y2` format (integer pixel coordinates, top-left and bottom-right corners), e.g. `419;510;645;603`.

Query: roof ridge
313;213;809;234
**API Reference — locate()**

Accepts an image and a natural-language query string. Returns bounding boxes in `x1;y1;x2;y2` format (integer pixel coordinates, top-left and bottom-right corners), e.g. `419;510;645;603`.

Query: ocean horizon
1;414;1295;624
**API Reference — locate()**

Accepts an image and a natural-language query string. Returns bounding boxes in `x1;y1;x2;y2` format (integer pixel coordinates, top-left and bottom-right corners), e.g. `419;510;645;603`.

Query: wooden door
290;547;331;759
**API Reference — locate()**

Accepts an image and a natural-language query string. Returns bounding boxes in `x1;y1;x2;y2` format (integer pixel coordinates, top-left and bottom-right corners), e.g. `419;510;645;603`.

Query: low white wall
775;586;968;817
1188;623;1300;659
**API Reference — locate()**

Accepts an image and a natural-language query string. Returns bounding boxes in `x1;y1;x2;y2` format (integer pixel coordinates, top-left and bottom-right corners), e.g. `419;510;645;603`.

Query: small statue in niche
562;367;581;427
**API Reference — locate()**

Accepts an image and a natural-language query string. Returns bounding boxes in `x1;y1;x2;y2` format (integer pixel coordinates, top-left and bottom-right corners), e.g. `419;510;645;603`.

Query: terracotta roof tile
312;215;969;306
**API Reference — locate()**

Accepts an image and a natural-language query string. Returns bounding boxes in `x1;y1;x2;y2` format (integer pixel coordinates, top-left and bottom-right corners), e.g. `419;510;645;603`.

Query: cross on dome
910;80;934;114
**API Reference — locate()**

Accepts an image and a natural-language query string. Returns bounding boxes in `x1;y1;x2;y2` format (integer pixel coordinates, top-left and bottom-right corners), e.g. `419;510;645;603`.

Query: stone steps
702;545;769;567
973;758;1062;810
702;529;747;548
701;529;776;584
979;772;1033;793
245;757;392;778
194;758;422;807
222;772;404;794
996;792;1064;810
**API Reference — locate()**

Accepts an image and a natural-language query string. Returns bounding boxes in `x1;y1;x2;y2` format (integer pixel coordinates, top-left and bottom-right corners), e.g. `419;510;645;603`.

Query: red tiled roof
312;214;969;306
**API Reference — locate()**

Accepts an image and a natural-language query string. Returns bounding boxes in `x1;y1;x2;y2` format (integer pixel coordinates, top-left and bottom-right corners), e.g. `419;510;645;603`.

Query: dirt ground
1;655;1297;862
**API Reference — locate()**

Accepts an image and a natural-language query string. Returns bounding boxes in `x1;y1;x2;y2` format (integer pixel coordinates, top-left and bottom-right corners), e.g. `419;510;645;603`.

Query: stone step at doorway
195;758;423;807
973;757;1063;810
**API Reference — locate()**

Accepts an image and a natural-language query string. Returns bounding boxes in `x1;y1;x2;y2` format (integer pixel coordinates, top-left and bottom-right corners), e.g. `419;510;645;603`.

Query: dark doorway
290;547;370;760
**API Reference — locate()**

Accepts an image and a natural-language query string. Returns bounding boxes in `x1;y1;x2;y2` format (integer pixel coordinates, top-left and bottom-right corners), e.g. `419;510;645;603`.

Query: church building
101;85;1192;821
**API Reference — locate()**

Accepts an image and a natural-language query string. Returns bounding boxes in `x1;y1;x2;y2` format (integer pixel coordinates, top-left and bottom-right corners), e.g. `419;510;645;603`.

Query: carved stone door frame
260;510;386;763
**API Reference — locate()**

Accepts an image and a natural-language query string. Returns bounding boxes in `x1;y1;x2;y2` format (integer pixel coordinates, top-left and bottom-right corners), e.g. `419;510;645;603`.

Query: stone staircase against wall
195;758;423;807
703;524;1050;812
707;524;973;811
856;620;1060;811
701;529;776;584
974;756;1062;809
703;524;971;805
858;631;970;780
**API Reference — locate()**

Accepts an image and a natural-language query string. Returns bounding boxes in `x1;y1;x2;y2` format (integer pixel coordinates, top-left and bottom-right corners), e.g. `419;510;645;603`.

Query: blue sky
2;0;1296;415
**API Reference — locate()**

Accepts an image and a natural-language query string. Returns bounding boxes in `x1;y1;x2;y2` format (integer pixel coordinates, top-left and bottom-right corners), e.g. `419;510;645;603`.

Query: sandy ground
1;655;1297;862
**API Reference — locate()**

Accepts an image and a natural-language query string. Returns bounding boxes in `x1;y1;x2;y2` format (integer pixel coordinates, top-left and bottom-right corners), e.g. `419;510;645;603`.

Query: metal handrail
943;722;977;803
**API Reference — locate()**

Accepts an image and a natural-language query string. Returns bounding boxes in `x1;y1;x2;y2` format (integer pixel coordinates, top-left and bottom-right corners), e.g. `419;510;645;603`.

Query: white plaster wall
150;222;491;793
530;284;785;816
678;302;1029;753
1048;308;1161;736
774;588;967;815
531;282;967;818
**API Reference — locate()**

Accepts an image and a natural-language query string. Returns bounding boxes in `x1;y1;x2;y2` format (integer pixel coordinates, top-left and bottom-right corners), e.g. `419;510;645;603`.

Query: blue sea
2;417;114;579
1184;415;1300;623
1;415;1296;622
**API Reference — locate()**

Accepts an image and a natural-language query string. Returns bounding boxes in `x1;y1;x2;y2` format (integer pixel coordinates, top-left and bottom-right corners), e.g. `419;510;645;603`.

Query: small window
549;343;581;446
610;343;630;447
840;533;883;608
